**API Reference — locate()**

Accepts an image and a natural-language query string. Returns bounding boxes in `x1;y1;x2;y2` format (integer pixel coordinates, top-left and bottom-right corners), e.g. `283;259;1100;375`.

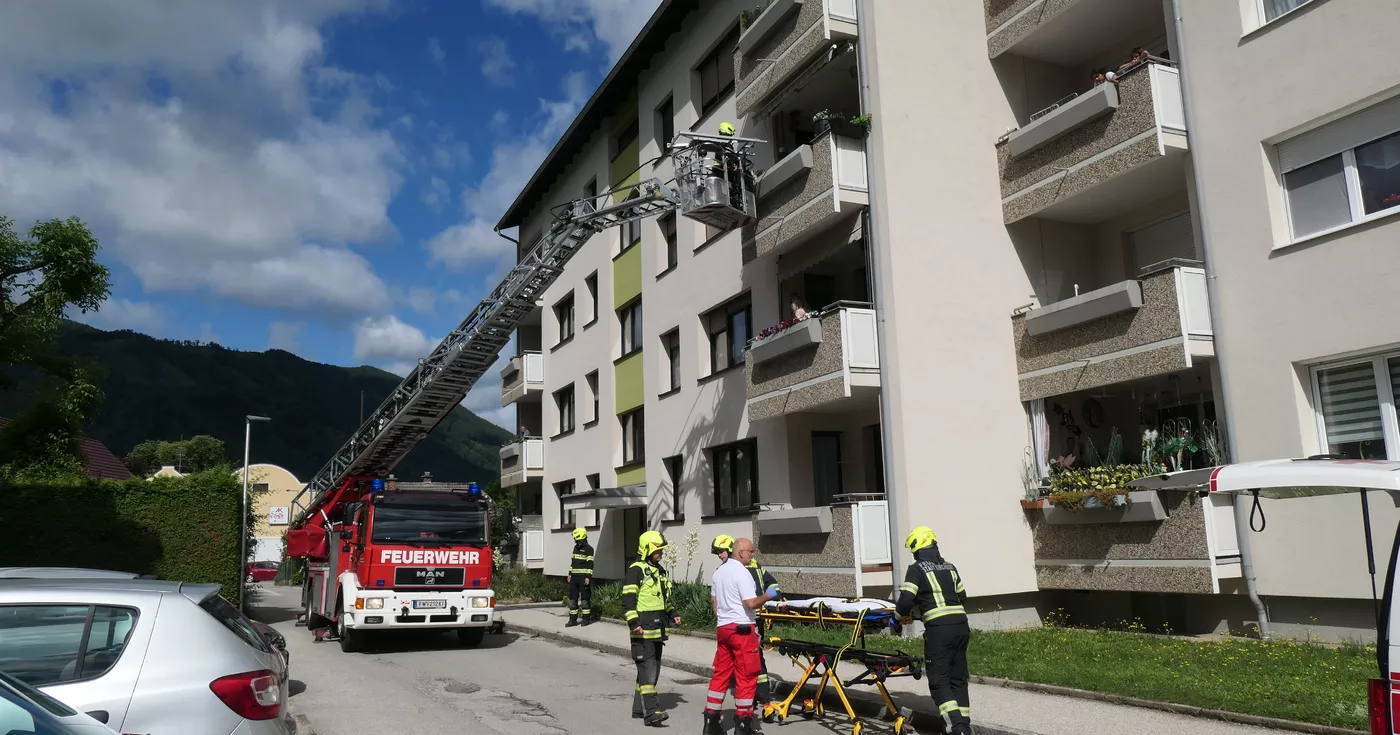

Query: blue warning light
370;478;385;492
467;481;482;495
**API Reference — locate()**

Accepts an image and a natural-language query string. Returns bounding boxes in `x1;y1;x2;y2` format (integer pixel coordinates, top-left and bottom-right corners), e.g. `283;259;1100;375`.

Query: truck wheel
335;600;362;653
457;627;485;647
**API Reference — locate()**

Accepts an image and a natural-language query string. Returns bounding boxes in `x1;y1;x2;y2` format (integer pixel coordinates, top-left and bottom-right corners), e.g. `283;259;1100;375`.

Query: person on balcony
896;526;971;735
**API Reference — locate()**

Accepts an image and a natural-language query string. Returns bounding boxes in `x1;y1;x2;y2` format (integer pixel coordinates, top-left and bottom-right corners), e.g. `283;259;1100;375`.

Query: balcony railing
747;130;868;262
998;60;1187;224
735;0;858;118
1012;263;1213;401
753;499;892;597
746;302;879;421
500;351;544;407
499;437;544;487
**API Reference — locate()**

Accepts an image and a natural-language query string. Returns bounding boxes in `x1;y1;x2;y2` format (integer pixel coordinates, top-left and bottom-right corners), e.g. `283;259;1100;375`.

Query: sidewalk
496;605;1301;735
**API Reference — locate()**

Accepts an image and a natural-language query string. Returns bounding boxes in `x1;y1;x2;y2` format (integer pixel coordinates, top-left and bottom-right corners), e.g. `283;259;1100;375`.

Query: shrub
493;567;569;603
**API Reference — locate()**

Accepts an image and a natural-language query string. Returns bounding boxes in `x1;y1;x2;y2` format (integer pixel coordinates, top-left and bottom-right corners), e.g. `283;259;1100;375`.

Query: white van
1129;458;1398;734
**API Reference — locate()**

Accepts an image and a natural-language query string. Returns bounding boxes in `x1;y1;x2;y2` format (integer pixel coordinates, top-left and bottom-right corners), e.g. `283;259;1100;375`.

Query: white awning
560;483;647;512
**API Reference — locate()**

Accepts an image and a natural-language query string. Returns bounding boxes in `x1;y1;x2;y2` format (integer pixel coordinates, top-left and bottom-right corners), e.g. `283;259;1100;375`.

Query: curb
507;614;1363;735
505;617;1034;735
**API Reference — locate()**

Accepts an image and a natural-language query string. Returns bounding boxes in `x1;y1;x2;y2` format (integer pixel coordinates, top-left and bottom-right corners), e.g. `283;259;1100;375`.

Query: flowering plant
753;313;810;343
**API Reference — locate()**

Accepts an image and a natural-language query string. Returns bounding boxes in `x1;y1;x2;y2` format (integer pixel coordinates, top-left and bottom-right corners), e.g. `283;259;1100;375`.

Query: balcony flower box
750;315;822;364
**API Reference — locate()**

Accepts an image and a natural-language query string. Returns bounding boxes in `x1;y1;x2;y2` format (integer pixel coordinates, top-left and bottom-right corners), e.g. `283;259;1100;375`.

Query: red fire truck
284;130;761;652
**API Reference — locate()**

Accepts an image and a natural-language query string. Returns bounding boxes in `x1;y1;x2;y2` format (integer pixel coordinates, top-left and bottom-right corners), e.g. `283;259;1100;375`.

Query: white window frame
1310;351;1400;459
1281;128;1400;246
1255;0;1314;27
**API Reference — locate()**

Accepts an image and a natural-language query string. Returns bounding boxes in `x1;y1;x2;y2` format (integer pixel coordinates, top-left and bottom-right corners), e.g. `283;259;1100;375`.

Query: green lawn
767;624;1376;731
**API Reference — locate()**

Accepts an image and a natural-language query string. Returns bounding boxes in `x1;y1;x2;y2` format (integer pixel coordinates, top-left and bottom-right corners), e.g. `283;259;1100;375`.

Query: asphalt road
249;585;894;735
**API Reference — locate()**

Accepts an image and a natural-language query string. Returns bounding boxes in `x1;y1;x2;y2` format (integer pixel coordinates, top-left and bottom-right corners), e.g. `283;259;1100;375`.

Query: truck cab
290;479;495;652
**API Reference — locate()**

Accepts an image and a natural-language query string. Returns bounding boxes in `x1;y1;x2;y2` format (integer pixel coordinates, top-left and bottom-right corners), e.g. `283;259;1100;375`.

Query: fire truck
284;131;760;652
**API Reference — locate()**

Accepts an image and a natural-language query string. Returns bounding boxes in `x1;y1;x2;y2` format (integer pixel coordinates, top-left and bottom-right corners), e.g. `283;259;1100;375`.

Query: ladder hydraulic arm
290;132;761;526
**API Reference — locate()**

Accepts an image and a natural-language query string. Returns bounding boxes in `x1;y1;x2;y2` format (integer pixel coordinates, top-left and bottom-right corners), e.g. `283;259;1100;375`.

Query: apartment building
495;0;1400;640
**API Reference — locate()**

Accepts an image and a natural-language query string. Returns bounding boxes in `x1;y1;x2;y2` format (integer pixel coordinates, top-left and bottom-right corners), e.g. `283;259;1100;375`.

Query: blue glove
765;585;780;598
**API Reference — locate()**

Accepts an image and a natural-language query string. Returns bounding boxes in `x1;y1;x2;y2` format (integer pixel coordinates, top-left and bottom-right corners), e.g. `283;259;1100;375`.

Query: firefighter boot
643;711;669;727
565;614;578;627
702;712;724;735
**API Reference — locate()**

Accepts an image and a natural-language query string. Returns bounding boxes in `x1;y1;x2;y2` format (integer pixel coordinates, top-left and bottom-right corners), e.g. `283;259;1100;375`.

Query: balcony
746;303;879;422
1021;490;1241;594
500;351;544;406
519;515;544;569
754;498;893;597
985;0;1166;64
499;438;544;487
747;130;868;262
1012;263;1213;401
999;60;1187;225
735;0;858;119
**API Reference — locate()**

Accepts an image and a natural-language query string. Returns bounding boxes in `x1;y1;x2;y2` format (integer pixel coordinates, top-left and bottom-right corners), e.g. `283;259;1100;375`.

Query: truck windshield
371;505;488;545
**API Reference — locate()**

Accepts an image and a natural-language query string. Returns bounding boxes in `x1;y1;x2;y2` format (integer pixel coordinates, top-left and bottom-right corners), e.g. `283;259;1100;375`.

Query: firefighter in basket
712;534;783;721
566;526;594;627
895;526;972;735
623;530;681;726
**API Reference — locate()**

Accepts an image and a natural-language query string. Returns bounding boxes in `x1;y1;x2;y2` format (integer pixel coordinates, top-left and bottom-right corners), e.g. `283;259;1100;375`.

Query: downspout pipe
853;0;908;610
1170;0;1270;638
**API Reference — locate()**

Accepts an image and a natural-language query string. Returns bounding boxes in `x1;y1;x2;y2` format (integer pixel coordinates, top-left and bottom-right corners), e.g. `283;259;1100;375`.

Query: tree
124;435;228;476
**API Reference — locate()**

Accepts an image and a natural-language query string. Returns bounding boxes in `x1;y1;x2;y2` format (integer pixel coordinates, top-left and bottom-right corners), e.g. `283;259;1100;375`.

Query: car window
0;605;138;687
197;595;270;653
0;680;84;735
0;672;76;718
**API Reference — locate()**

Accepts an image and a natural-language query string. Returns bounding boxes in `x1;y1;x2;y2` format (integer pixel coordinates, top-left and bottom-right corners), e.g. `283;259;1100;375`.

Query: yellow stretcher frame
757;605;923;735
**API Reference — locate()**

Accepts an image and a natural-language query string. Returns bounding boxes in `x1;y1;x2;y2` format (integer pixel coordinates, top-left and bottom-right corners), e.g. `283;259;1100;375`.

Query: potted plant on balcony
812;110;868;139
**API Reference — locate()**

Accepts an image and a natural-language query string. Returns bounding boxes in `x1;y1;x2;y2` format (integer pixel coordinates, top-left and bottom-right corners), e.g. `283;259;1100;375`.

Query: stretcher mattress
759;597;901;627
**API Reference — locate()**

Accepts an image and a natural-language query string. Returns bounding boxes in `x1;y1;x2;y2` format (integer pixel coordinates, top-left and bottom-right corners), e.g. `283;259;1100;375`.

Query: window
1312;356;1400;460
619;299;643;356
577;177;598;216
620;189;642;252
585;370;600;425
199;594;270;654
1278;97;1400;240
556;479;576;529
703;223;725;245
656;96;675;153
660;213;678;272
253;482;270;494
613;119;639;162
621;409;645;466
555;384;576;434
519;487;542;516
585;272;599;325
697;26;739;115
665;454;684;521
1260;0;1313;23
705;294;752;374
662;329;681;393
0;605;139;686
712;439;758;516
584;474;601;527
555;293;575;344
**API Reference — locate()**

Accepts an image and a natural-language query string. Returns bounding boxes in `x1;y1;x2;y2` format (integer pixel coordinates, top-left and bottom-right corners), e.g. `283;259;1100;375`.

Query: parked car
248;620;290;670
0;670;114;734
246;562;279;584
0;578;296;735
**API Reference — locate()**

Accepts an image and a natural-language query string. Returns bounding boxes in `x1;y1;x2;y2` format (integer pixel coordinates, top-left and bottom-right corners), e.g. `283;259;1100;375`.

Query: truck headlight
363;597;385;610
471;597;489;608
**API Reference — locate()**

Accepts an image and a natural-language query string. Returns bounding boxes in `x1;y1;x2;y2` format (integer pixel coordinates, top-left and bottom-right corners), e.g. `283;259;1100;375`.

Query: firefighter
623;530;681;726
895;526;971;735
566;527;594;627
712;534;781;722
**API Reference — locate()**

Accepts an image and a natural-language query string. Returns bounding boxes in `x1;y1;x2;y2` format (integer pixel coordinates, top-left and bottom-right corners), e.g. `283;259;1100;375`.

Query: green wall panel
613;244;642;310
614;350;644;414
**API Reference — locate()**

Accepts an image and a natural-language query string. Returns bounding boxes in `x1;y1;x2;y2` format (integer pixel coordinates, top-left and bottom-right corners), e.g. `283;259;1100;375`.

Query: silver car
0;578;296;735
0;670;115;734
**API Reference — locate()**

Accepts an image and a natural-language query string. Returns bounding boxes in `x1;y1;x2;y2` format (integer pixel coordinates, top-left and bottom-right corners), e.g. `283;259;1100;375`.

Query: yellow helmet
718;121;736;136
572;527;588;541
905;526;937;554
638;530;668;559
711;534;735;555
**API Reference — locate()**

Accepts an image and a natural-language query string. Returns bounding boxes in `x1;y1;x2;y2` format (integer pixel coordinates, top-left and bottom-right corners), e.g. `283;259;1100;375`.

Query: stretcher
758;598;923;735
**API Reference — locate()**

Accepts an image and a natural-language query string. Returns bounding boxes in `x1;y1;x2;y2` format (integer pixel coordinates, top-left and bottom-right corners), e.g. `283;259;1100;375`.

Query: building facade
494;0;1400;640
233;464;306;563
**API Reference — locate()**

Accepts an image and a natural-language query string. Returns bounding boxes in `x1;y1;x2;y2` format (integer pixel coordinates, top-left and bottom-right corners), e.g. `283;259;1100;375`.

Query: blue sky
0;0;660;427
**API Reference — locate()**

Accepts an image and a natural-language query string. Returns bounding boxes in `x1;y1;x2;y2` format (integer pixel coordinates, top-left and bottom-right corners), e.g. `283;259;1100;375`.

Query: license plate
412;599;447;609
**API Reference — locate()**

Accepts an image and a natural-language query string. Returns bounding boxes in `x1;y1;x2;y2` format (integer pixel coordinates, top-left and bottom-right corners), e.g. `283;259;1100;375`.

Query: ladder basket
673;135;759;232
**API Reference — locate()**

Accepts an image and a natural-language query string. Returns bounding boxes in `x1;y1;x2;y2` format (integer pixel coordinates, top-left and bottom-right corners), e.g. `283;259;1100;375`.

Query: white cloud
71;298;166;334
477;37;517;87
426;37;445;65
352;314;437;364
0;1;403;320
404;286;438;314
482;0;662;61
198;322;219;344
268;321;304;351
422;176;452;211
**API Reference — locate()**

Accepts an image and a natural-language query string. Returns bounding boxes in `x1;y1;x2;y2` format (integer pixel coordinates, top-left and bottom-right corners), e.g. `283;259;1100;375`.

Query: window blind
1277;94;1400;172
1318;362;1384;444
1131;211;1198;273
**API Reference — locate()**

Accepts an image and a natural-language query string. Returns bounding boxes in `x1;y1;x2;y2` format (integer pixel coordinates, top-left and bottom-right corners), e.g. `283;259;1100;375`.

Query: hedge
1;469;247;604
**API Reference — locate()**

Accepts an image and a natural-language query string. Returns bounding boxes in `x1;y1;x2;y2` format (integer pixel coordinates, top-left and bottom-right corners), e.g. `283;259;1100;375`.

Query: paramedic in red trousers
704;537;777;735
895;526;972;735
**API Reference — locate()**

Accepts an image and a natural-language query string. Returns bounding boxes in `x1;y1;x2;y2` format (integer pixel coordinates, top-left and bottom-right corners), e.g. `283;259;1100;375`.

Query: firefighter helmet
572;527;588;541
638;530;668;559
711;534;735;555
718;121;736;136
905;526;938;553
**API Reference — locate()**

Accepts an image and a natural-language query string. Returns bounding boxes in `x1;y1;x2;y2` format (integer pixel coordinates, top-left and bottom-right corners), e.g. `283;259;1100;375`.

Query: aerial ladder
283;132;761;646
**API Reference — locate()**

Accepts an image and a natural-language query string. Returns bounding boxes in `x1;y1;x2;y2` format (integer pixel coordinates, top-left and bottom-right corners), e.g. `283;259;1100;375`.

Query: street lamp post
241;415;272;612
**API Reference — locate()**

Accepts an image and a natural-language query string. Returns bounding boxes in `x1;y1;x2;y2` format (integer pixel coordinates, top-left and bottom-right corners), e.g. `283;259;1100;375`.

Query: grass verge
766;622;1376;731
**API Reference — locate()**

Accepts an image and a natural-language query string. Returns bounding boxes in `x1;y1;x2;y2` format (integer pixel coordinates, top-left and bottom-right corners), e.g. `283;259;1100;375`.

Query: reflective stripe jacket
570;541;595;578
621;560;674;640
746;560;779;599
894;547;968;627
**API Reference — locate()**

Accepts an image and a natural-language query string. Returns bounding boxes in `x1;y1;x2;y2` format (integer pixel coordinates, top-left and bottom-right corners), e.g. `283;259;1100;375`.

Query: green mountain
0;321;513;483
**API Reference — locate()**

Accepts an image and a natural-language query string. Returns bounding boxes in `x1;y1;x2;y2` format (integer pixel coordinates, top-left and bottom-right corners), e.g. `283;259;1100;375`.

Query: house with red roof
0;417;133;481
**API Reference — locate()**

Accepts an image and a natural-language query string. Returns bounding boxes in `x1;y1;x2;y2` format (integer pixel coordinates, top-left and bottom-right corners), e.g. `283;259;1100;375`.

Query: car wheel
336;600;362;653
457;627;485;647
246;573;256;583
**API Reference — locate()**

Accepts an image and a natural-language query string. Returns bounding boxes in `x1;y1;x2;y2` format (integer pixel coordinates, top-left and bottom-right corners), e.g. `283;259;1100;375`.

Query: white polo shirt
711;558;760;627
